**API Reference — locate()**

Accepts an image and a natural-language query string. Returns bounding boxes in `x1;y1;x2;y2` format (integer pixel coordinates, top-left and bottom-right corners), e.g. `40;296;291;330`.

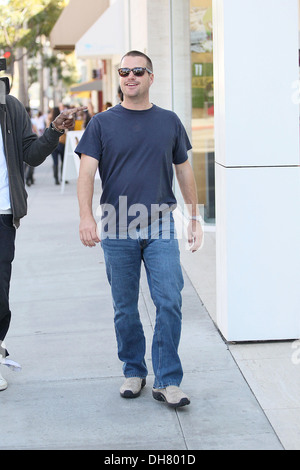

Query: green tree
0;0;68;104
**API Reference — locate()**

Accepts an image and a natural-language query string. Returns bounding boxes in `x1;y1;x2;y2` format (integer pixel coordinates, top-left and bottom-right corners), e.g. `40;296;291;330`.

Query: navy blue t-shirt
75;104;191;233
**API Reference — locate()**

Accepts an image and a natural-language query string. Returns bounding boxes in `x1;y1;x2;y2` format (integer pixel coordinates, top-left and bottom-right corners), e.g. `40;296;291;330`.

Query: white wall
213;0;300;341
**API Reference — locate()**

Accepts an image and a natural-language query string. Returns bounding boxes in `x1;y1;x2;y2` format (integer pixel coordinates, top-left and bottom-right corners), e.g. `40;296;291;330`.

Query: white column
213;0;300;341
129;0;191;129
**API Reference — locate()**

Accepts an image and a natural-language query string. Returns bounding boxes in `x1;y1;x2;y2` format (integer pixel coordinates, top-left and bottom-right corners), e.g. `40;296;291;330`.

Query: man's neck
121;98;153;111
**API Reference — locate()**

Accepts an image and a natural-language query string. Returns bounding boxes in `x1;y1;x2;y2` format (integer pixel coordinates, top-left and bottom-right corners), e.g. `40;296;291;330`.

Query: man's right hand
79;215;101;247
77;155;100;247
53;106;87;131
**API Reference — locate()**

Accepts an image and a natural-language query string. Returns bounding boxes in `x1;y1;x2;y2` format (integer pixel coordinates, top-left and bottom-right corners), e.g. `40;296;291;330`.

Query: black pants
0;215;16;347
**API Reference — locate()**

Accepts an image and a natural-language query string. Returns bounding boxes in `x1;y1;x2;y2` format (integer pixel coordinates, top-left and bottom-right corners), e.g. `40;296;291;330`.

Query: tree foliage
0;0;72;104
0;0;67;60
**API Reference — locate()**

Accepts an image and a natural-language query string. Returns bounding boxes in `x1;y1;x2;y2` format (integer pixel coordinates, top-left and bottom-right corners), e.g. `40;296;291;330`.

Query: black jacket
0;95;60;227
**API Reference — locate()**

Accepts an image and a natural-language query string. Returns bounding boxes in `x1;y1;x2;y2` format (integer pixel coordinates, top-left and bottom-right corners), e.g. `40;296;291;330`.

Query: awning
75;0;127;59
69;91;91;99
70;79;102;92
50;0;109;51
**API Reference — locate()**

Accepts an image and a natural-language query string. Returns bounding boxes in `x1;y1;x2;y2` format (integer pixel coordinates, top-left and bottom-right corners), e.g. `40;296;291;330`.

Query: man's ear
149;73;154;87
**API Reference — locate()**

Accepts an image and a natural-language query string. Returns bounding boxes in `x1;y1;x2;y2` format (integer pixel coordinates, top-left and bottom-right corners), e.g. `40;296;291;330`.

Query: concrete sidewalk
0;159;283;450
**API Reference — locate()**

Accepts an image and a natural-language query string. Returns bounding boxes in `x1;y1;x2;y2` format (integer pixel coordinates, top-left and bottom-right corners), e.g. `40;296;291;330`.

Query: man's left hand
53;106;87;131
187;219;203;252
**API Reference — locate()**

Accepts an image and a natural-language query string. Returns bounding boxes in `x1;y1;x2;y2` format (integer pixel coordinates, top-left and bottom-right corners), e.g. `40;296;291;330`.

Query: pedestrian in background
0;95;86;391
76;51;203;408
49;106;68;185
36;111;46;137
83;102;95;129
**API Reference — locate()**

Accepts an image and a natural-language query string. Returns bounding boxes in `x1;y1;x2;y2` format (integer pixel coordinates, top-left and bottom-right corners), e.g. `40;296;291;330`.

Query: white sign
61;130;83;194
61;130;100;193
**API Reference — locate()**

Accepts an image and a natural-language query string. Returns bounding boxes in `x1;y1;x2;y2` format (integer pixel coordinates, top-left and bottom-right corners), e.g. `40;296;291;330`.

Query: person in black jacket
0;94;86;391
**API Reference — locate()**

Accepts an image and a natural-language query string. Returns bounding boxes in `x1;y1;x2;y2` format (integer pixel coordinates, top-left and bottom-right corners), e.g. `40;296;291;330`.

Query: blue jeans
0;215;16;346
101;217;184;389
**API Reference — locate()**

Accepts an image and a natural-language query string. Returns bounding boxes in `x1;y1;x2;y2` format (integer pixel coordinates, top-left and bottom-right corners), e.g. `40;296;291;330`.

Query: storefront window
190;0;215;223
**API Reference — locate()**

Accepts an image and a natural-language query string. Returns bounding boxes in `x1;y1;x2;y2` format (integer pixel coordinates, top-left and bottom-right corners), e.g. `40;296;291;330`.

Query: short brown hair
121;50;153;73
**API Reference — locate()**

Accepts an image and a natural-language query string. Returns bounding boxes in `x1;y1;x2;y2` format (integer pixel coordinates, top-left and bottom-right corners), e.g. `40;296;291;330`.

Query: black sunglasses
118;67;153;77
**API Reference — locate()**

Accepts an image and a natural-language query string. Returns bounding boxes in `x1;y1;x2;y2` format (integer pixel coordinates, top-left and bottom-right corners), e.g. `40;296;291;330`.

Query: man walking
76;51;203;408
0;90;86;391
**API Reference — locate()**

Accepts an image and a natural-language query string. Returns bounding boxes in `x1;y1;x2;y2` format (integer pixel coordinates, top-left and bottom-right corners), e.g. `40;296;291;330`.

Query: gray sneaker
152;386;190;408
120;377;146;398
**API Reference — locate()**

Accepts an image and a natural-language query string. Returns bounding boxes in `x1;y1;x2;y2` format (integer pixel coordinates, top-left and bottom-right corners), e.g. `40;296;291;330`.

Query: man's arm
22;105;87;166
77;154;100;247
175;159;203;252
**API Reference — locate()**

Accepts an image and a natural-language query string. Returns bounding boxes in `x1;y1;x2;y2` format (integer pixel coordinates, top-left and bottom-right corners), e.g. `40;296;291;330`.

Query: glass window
190;0;215;223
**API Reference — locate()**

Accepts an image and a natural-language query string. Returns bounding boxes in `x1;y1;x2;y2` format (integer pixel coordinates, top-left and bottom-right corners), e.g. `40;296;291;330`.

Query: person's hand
79;215;101;247
53;106;87;131
187;219;203;252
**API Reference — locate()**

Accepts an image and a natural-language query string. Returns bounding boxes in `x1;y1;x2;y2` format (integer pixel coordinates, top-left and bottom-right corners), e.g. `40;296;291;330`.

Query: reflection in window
190;0;215;223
